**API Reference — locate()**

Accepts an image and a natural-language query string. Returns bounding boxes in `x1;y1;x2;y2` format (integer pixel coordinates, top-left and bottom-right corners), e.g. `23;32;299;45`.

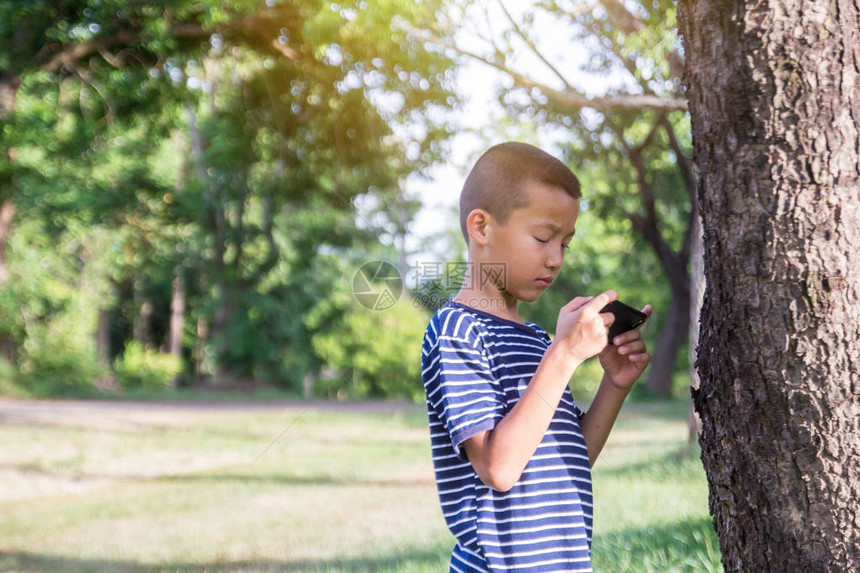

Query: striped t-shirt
421;301;593;573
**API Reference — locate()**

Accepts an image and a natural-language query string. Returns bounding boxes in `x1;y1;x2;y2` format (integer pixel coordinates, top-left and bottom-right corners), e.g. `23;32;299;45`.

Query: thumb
585;290;619;313
563;296;594;313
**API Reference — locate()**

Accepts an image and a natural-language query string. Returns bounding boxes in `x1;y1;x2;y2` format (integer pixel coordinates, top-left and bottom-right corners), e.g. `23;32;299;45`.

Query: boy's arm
578;373;633;466
462;292;617;492
580;308;652;465
461;343;582;492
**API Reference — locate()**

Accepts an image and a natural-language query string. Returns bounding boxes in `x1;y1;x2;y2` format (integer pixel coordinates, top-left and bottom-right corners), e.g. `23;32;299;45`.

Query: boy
420;142;652;572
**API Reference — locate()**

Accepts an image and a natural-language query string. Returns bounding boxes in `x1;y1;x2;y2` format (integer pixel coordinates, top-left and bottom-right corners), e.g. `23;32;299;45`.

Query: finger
602;312;615;326
564;296;594;312
612;329;641;346
641;304;653;318
627;352;651;362
618;340;646;355
585;290;618;313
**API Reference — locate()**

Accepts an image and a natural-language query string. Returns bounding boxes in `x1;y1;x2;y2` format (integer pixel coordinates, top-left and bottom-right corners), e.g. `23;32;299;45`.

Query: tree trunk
0;198;15;287
195;313;209;384
303;369;316;400
629;139;694;397
688;211;704;445
186;103;232;385
644;284;689;396
132;277;153;349
395;178;410;282
96;308;111;366
212;289;235;385
169;269;186;388
0;73;19;289
680;0;860;570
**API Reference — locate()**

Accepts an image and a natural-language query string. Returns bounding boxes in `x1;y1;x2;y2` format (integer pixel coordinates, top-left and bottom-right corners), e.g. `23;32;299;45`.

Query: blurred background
0;1;718;571
0;0;692;402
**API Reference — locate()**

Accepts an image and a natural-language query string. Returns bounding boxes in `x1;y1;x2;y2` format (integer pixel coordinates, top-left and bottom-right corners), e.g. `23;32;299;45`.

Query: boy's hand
598;305;652;389
553;290;618;364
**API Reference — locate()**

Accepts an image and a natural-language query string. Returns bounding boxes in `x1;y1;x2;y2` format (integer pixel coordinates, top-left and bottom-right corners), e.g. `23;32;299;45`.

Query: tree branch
558;1;600;21
632;112;665;154
659;116;696;260
38;7;305;75
599;0;646;34
495;0;573;91
597;0;685;80
74;68;115;123
398;22;687;113
660;116;695;199
41;27;140;74
608;117;682;279
256;193;280;279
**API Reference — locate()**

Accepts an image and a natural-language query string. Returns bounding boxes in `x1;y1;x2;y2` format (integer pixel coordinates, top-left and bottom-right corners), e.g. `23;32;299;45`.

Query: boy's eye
562;243;570;251
533;236;550;244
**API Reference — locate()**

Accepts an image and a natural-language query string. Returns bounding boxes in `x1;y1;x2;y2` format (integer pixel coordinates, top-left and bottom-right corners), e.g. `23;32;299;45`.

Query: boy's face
486;180;579;302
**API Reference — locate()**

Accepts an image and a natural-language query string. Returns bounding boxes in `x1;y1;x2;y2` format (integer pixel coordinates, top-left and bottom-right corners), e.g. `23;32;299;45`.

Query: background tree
405;0;695;396
0;0;457;395
680;0;860;569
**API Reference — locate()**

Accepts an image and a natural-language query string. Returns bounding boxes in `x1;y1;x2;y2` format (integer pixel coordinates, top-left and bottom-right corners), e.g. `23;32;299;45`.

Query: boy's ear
465;209;493;246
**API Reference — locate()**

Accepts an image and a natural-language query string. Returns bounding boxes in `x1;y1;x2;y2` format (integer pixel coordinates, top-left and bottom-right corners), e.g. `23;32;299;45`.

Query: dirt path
0;397;420;429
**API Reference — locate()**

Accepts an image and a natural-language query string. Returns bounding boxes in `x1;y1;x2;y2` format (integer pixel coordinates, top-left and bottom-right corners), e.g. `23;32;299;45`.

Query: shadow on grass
596;446;704;482
0;544;451;572
592;516;722;572
1;517;722;572
0;520;721;573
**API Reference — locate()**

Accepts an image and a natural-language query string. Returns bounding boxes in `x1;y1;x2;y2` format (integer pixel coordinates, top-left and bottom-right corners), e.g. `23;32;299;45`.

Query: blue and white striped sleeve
425;311;507;459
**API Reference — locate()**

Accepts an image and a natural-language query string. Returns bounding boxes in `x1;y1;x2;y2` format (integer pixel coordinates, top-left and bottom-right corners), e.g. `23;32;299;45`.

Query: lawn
0;397;720;572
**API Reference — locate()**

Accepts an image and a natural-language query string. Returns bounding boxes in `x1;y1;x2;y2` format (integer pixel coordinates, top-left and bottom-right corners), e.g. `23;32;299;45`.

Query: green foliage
0;0;460;396
0;357;27;397
113;341;182;390
306;260;429;401
310;300;431;401
17;305;107;397
3;221;118;396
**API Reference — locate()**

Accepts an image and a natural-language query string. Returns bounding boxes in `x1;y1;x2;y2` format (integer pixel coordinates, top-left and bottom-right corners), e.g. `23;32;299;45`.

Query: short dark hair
459;142;581;243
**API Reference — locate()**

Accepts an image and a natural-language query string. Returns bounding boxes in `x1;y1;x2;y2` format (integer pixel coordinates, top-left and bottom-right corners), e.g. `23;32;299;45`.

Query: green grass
0;397;720;572
589;401;721;571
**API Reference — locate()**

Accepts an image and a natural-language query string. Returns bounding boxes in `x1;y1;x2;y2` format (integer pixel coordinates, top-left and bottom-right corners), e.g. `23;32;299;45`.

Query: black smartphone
600;300;648;345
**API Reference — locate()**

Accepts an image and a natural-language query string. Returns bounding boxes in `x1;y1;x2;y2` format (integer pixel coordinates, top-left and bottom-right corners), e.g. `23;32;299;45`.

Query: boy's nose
546;251;562;270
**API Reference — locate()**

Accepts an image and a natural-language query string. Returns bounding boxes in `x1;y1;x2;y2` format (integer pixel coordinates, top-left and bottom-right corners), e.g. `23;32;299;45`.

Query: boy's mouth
536;276;554;288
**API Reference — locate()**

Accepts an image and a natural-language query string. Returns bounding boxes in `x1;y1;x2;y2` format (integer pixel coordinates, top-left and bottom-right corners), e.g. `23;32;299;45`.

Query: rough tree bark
680;0;860;570
688;209;704;446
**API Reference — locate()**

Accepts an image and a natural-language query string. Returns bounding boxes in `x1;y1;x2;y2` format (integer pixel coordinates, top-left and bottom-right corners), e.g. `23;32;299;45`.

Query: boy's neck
452;285;524;325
